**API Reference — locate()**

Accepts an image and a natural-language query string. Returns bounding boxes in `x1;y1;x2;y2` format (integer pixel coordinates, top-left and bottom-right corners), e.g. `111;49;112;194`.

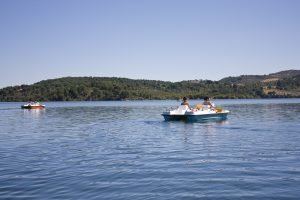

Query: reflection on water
22;108;45;118
0;99;299;199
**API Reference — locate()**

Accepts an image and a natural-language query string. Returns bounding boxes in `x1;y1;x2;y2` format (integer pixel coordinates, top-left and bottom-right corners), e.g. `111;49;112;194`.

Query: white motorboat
21;102;46;109
162;105;229;122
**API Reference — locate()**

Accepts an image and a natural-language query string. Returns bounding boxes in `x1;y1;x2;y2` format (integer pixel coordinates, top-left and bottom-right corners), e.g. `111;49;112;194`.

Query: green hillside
0;70;299;101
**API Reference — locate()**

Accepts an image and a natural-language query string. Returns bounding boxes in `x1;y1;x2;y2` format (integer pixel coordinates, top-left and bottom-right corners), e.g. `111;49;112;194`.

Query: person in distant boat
181;97;192;110
203;96;215;110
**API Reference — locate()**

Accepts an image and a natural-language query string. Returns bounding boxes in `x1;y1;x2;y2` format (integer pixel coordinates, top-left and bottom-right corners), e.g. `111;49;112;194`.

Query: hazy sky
1;0;300;88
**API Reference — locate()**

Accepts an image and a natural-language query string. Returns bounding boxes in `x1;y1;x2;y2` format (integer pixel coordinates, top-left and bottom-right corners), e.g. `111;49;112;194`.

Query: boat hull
162;114;187;121
21;105;45;109
186;112;228;122
162;112;229;122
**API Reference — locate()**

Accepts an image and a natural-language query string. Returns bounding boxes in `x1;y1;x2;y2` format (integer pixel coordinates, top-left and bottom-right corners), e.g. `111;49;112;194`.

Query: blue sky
0;0;299;88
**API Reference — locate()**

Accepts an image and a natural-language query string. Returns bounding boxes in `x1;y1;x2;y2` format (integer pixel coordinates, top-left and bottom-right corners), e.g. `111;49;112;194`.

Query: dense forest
0;70;299;101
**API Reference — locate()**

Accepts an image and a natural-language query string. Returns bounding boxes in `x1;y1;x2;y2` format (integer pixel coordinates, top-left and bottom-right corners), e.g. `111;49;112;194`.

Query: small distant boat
21;102;45;109
162;105;229;122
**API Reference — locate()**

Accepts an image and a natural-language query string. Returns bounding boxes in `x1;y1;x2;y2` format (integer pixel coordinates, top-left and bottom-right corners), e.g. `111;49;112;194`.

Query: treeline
0;70;300;101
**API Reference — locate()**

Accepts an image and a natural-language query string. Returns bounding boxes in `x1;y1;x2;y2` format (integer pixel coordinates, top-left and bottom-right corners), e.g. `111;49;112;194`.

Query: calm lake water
0;99;300;199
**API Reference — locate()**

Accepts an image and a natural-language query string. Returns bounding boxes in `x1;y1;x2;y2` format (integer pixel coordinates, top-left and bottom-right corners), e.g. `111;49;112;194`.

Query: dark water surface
0;99;300;199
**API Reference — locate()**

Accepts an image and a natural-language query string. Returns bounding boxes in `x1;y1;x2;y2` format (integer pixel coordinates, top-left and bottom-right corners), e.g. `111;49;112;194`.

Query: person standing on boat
181;97;192;110
203;97;215;110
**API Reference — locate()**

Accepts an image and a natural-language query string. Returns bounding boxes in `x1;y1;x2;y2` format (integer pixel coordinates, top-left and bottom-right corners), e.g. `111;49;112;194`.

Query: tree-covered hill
219;70;300;97
219;70;300;84
0;70;299;101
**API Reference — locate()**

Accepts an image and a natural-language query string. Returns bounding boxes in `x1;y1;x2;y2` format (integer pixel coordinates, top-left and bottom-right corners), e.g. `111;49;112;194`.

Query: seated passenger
203;97;215;110
181;96;192;110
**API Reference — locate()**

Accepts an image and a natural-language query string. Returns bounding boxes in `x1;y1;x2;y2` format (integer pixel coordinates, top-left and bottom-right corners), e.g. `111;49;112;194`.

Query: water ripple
0;100;300;199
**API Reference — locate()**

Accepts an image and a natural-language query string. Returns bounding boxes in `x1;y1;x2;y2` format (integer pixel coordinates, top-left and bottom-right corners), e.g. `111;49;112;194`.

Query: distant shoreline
0;70;299;101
